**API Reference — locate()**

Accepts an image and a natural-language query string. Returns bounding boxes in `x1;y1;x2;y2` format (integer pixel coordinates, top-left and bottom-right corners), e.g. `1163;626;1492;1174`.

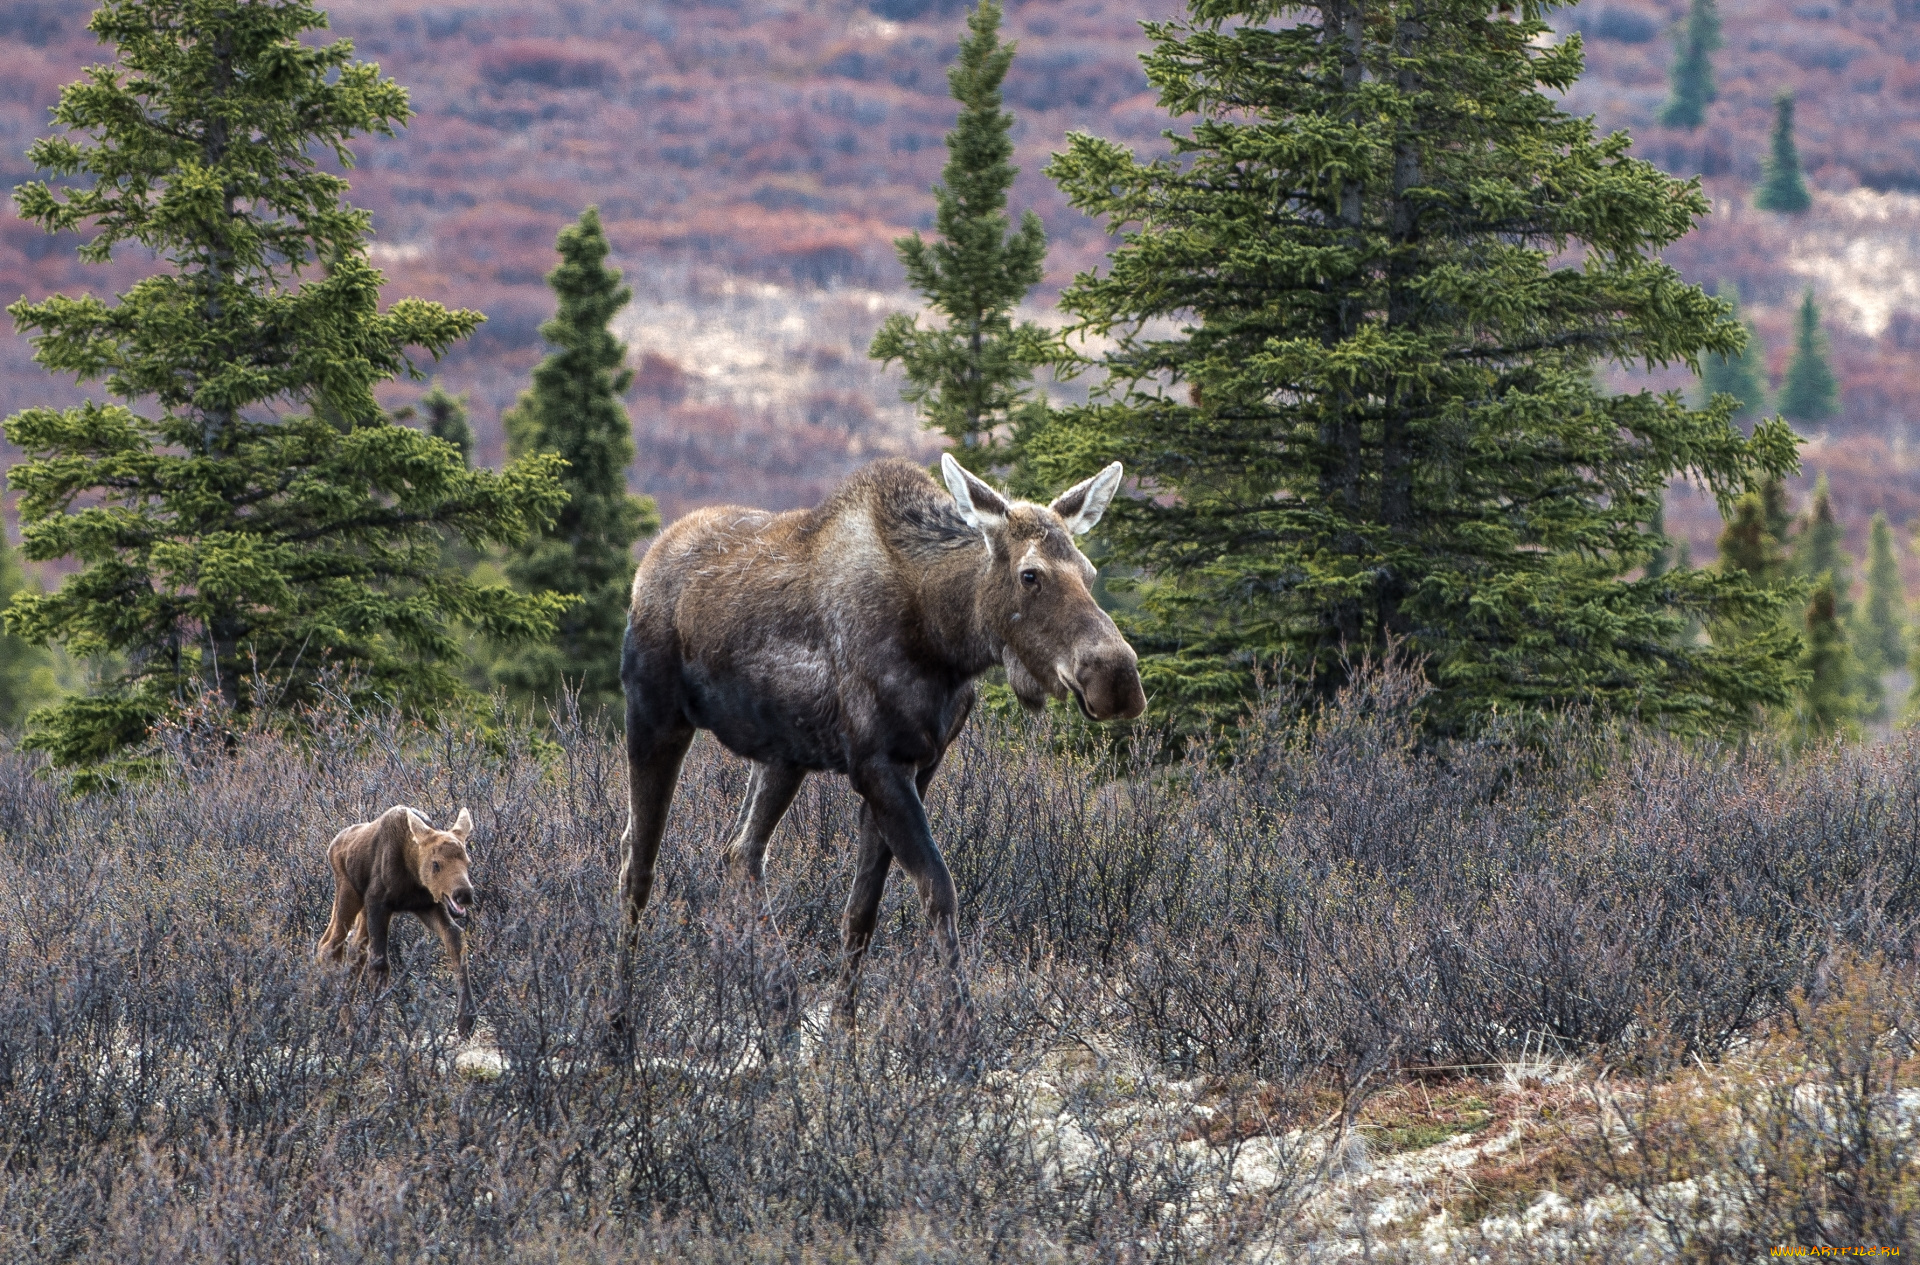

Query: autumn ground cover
0;664;1913;1259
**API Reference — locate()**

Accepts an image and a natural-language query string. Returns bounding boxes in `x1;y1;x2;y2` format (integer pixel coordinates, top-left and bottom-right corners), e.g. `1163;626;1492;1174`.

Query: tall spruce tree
1860;510;1906;672
495;206;658;720
3;0;569;782
1658;0;1721;129
1780;288;1839;423
869;0;1053;476
1755;91;1813;214
1031;0;1802;736
0;530;58;733
1699;281;1768;425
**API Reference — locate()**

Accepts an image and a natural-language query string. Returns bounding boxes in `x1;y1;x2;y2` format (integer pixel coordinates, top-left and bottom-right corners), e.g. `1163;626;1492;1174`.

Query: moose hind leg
722;761;807;883
618;723;694;927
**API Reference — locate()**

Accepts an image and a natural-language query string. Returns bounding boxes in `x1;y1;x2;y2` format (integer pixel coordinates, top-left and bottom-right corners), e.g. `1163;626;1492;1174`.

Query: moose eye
1020;568;1039;587
432;861;441;873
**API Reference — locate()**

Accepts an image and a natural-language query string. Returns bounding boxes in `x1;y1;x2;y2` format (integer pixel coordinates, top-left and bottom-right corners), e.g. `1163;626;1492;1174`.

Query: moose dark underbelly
680;658;972;775
681;662;845;771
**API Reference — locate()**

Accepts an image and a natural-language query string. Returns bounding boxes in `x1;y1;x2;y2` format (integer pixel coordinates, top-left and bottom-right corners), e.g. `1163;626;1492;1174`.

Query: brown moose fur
316;805;479;1038
618;455;1145;1030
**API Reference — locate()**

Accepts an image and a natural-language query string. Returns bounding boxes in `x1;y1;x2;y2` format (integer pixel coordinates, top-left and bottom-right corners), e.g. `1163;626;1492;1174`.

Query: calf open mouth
445;893;469;923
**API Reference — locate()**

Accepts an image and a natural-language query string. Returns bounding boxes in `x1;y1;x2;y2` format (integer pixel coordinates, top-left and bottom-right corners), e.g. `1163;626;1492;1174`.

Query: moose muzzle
1067;639;1146;721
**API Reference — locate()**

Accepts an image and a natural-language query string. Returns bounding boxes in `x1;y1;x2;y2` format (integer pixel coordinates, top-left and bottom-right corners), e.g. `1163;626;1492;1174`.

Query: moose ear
1050;462;1124;536
941;452;1009;533
450;807;473;842
405;808;434;846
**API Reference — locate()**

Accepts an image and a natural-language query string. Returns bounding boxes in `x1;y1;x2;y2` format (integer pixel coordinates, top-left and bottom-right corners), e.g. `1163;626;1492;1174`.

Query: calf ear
1050;462;1124;535
941;452;1009;532
451;807;473;842
405;809;434;847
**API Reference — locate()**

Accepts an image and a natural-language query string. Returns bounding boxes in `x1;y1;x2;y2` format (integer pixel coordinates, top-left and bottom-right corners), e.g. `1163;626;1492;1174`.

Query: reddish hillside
5;0;1920;567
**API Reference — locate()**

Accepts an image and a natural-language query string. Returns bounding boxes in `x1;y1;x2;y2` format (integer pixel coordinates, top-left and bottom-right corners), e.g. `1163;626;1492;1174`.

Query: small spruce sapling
1755;92;1813;214
1859;511;1906;673
869;0;1054;478
1699;281;1769;425
495;206;659;721
1658;0;1721;130
1779;289;1839;425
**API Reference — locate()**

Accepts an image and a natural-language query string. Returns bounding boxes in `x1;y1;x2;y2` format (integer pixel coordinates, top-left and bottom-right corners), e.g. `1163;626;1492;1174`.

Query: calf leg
421;905;474;1040
362;901;397;989
316;878;363;965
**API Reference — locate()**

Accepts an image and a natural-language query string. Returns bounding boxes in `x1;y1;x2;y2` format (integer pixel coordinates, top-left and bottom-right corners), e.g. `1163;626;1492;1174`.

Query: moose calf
316;805;479;1038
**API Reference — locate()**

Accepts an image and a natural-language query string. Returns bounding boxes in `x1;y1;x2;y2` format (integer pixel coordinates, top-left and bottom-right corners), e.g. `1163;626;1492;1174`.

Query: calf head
409;807;477;923
941;453;1147;721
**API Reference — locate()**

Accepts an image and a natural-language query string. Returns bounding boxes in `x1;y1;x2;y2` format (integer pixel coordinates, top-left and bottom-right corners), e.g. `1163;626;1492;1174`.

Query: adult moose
617;454;1145;1031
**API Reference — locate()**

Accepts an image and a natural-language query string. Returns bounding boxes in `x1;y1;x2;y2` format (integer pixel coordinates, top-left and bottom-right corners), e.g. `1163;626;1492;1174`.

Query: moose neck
913;536;1007;681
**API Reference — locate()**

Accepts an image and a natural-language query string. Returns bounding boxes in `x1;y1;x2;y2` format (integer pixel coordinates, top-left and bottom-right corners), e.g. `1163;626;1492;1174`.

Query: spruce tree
1658;0;1720;130
495;206;658;720
1792;473;1853;611
0;530;58;734
397;381;482;572
1762;475;1796;548
1645;498;1673;580
1779;288;1839;424
1031;0;1802;737
1699;281;1768;425
1794;578;1861;745
3;0;570;782
869;0;1053;476
1713;489;1803;698
1717;491;1790;590
412;381;474;465
1860;510;1906;672
1755;91;1813;214
1792;473;1876;718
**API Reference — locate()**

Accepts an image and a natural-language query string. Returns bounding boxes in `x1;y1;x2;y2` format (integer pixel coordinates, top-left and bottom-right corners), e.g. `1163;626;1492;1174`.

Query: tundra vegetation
0;664;1914;1259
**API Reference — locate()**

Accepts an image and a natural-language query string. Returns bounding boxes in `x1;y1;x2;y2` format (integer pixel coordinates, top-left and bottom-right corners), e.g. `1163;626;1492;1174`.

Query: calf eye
1020;568;1039;587
432;861;442;873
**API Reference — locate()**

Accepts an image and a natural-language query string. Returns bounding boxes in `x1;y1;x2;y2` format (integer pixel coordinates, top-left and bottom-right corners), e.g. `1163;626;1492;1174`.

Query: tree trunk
1379;1;1424;639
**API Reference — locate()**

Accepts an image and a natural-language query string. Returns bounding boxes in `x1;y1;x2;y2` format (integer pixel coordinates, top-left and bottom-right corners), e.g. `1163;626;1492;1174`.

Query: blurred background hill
5;0;1920;556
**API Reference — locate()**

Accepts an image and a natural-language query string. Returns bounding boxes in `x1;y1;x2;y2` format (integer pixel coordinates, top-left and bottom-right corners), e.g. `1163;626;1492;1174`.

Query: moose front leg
849;759;973;1036
835;800;895;1029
